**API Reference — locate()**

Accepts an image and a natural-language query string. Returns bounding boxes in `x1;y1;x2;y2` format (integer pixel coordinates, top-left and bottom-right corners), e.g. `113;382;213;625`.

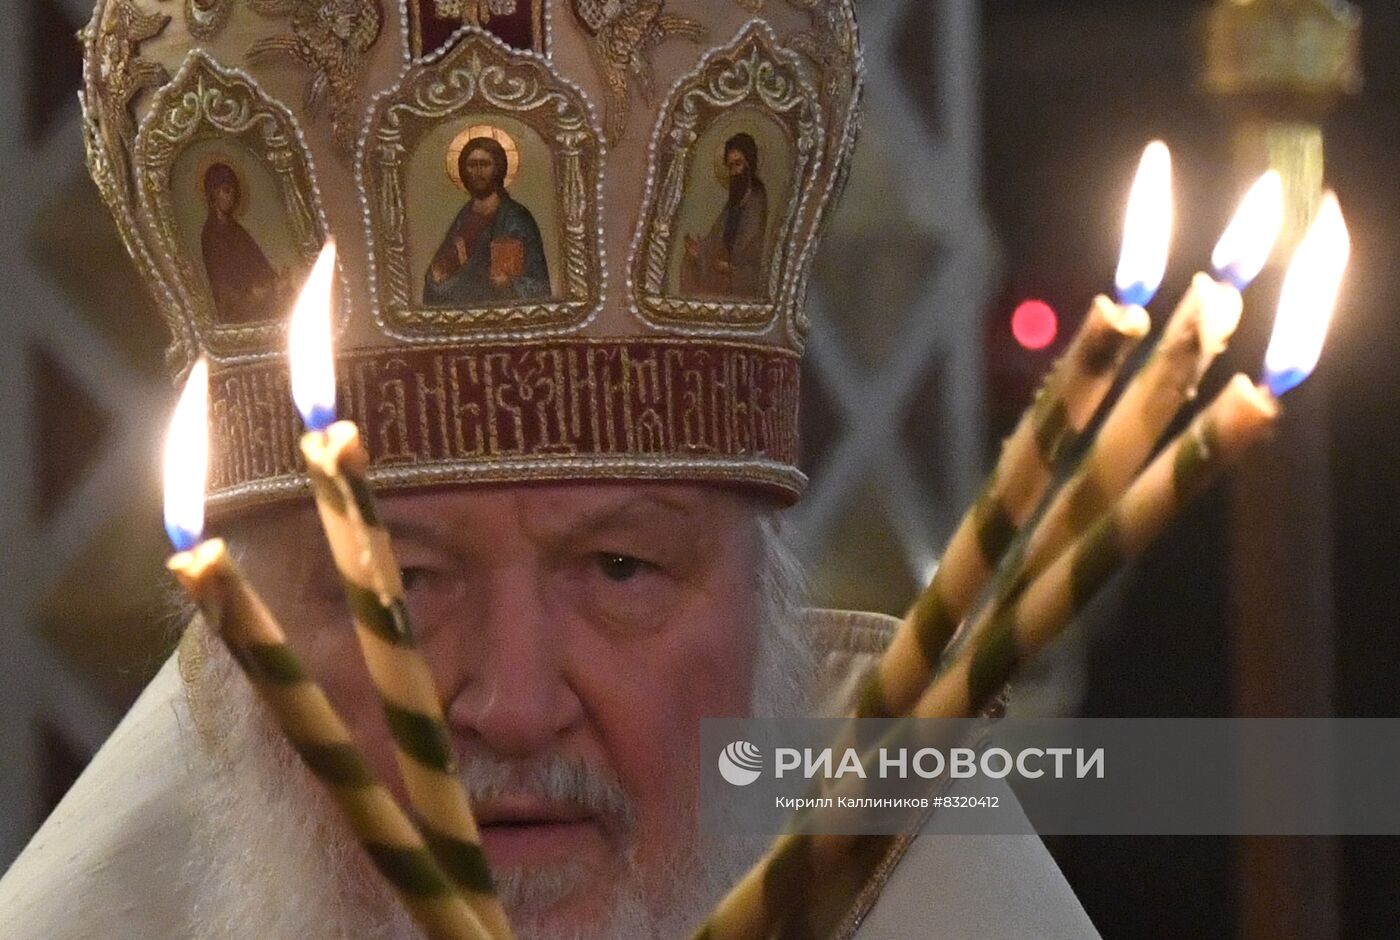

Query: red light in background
1011;299;1058;350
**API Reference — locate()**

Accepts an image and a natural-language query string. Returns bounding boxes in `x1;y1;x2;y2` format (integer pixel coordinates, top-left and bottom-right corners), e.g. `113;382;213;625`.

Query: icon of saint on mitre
423;126;551;306
679;132;769;300
199;160;296;324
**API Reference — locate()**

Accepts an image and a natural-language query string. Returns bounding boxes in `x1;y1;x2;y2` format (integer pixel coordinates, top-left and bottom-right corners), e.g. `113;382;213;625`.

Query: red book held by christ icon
490;236;525;281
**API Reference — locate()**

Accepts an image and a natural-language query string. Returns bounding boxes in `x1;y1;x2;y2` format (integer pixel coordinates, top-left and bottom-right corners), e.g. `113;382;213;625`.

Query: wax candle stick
301;425;505;923
786;195;1312;936
1004;171;1283;590
921;374;1277;721
856;298;1148;721
926;174;1278;732
1007;272;1239;583
169;541;492;940
693;376;1280;940
694;182;1346;940
853;141;1173;721
289;244;513;940
163;361;491;940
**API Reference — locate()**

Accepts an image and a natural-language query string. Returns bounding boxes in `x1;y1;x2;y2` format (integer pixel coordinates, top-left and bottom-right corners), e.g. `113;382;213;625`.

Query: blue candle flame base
1264;366;1308;398
304;403;337;433
1116;281;1155;309
166;523;200;554
1215;263;1251;293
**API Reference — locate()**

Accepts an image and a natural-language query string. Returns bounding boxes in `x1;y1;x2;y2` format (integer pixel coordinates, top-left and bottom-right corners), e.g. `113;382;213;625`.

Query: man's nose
441;577;582;757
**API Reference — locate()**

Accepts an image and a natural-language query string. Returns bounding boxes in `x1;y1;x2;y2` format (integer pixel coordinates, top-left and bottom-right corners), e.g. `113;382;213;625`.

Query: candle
695;182;1344;940
701;376;1279;940
163;360;491;940
916;186;1342;725
853;142;1170;721
1005;169;1283;592
289;244;512;940
702;143;1166;940
922;375;1279;722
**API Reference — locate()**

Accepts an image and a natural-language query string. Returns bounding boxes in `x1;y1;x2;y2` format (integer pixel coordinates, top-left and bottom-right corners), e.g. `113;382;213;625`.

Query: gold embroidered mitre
80;0;863;513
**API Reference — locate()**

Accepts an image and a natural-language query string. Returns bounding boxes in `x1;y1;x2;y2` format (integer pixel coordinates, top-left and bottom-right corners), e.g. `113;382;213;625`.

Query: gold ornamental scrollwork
81;0;189;365
245;0;383;157
362;31;603;341
569;0;706;145
180;0;315;41
133;52;332;361
86;0;171;139
632;22;824;332
777;0;863;343
184;0;232;39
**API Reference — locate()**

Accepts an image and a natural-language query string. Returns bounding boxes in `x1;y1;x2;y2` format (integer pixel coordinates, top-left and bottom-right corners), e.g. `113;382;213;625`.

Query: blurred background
2;0;1397;936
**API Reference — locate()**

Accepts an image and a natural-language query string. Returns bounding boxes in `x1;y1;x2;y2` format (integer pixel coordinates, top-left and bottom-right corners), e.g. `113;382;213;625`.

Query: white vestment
0;610;1098;938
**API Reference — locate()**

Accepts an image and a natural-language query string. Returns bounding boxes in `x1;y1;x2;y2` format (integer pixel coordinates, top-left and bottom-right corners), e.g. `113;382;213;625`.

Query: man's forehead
226;482;768;554
377;481;757;542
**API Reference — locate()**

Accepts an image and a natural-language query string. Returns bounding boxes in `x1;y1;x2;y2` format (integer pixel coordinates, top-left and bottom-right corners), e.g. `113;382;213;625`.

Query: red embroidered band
206;338;804;514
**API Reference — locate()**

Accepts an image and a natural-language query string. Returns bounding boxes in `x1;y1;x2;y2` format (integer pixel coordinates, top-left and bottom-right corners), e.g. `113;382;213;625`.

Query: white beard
179;627;770;940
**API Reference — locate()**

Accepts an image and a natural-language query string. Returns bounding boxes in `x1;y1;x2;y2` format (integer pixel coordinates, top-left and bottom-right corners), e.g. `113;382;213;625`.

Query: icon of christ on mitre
424;131;551;306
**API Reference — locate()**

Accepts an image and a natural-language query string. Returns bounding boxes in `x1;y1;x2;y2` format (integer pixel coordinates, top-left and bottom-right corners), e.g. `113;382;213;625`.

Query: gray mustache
458;752;637;832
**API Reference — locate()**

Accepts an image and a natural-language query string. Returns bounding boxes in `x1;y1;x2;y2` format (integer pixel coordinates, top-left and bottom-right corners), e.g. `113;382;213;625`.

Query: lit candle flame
1115;140;1173;308
289;241;339;432
1264;192;1350;397
1211;170;1284;291
163;358;209;552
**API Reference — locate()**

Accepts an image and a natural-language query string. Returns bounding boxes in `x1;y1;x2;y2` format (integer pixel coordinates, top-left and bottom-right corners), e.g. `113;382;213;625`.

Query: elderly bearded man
195;484;815;938
0;484;1098;939
0;0;1100;937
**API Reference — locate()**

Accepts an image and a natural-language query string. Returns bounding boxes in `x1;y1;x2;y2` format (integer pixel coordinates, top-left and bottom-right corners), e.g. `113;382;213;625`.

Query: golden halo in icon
446;124;520;191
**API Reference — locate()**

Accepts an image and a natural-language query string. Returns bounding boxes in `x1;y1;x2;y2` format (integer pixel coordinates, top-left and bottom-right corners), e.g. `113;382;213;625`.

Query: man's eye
597;554;647;583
